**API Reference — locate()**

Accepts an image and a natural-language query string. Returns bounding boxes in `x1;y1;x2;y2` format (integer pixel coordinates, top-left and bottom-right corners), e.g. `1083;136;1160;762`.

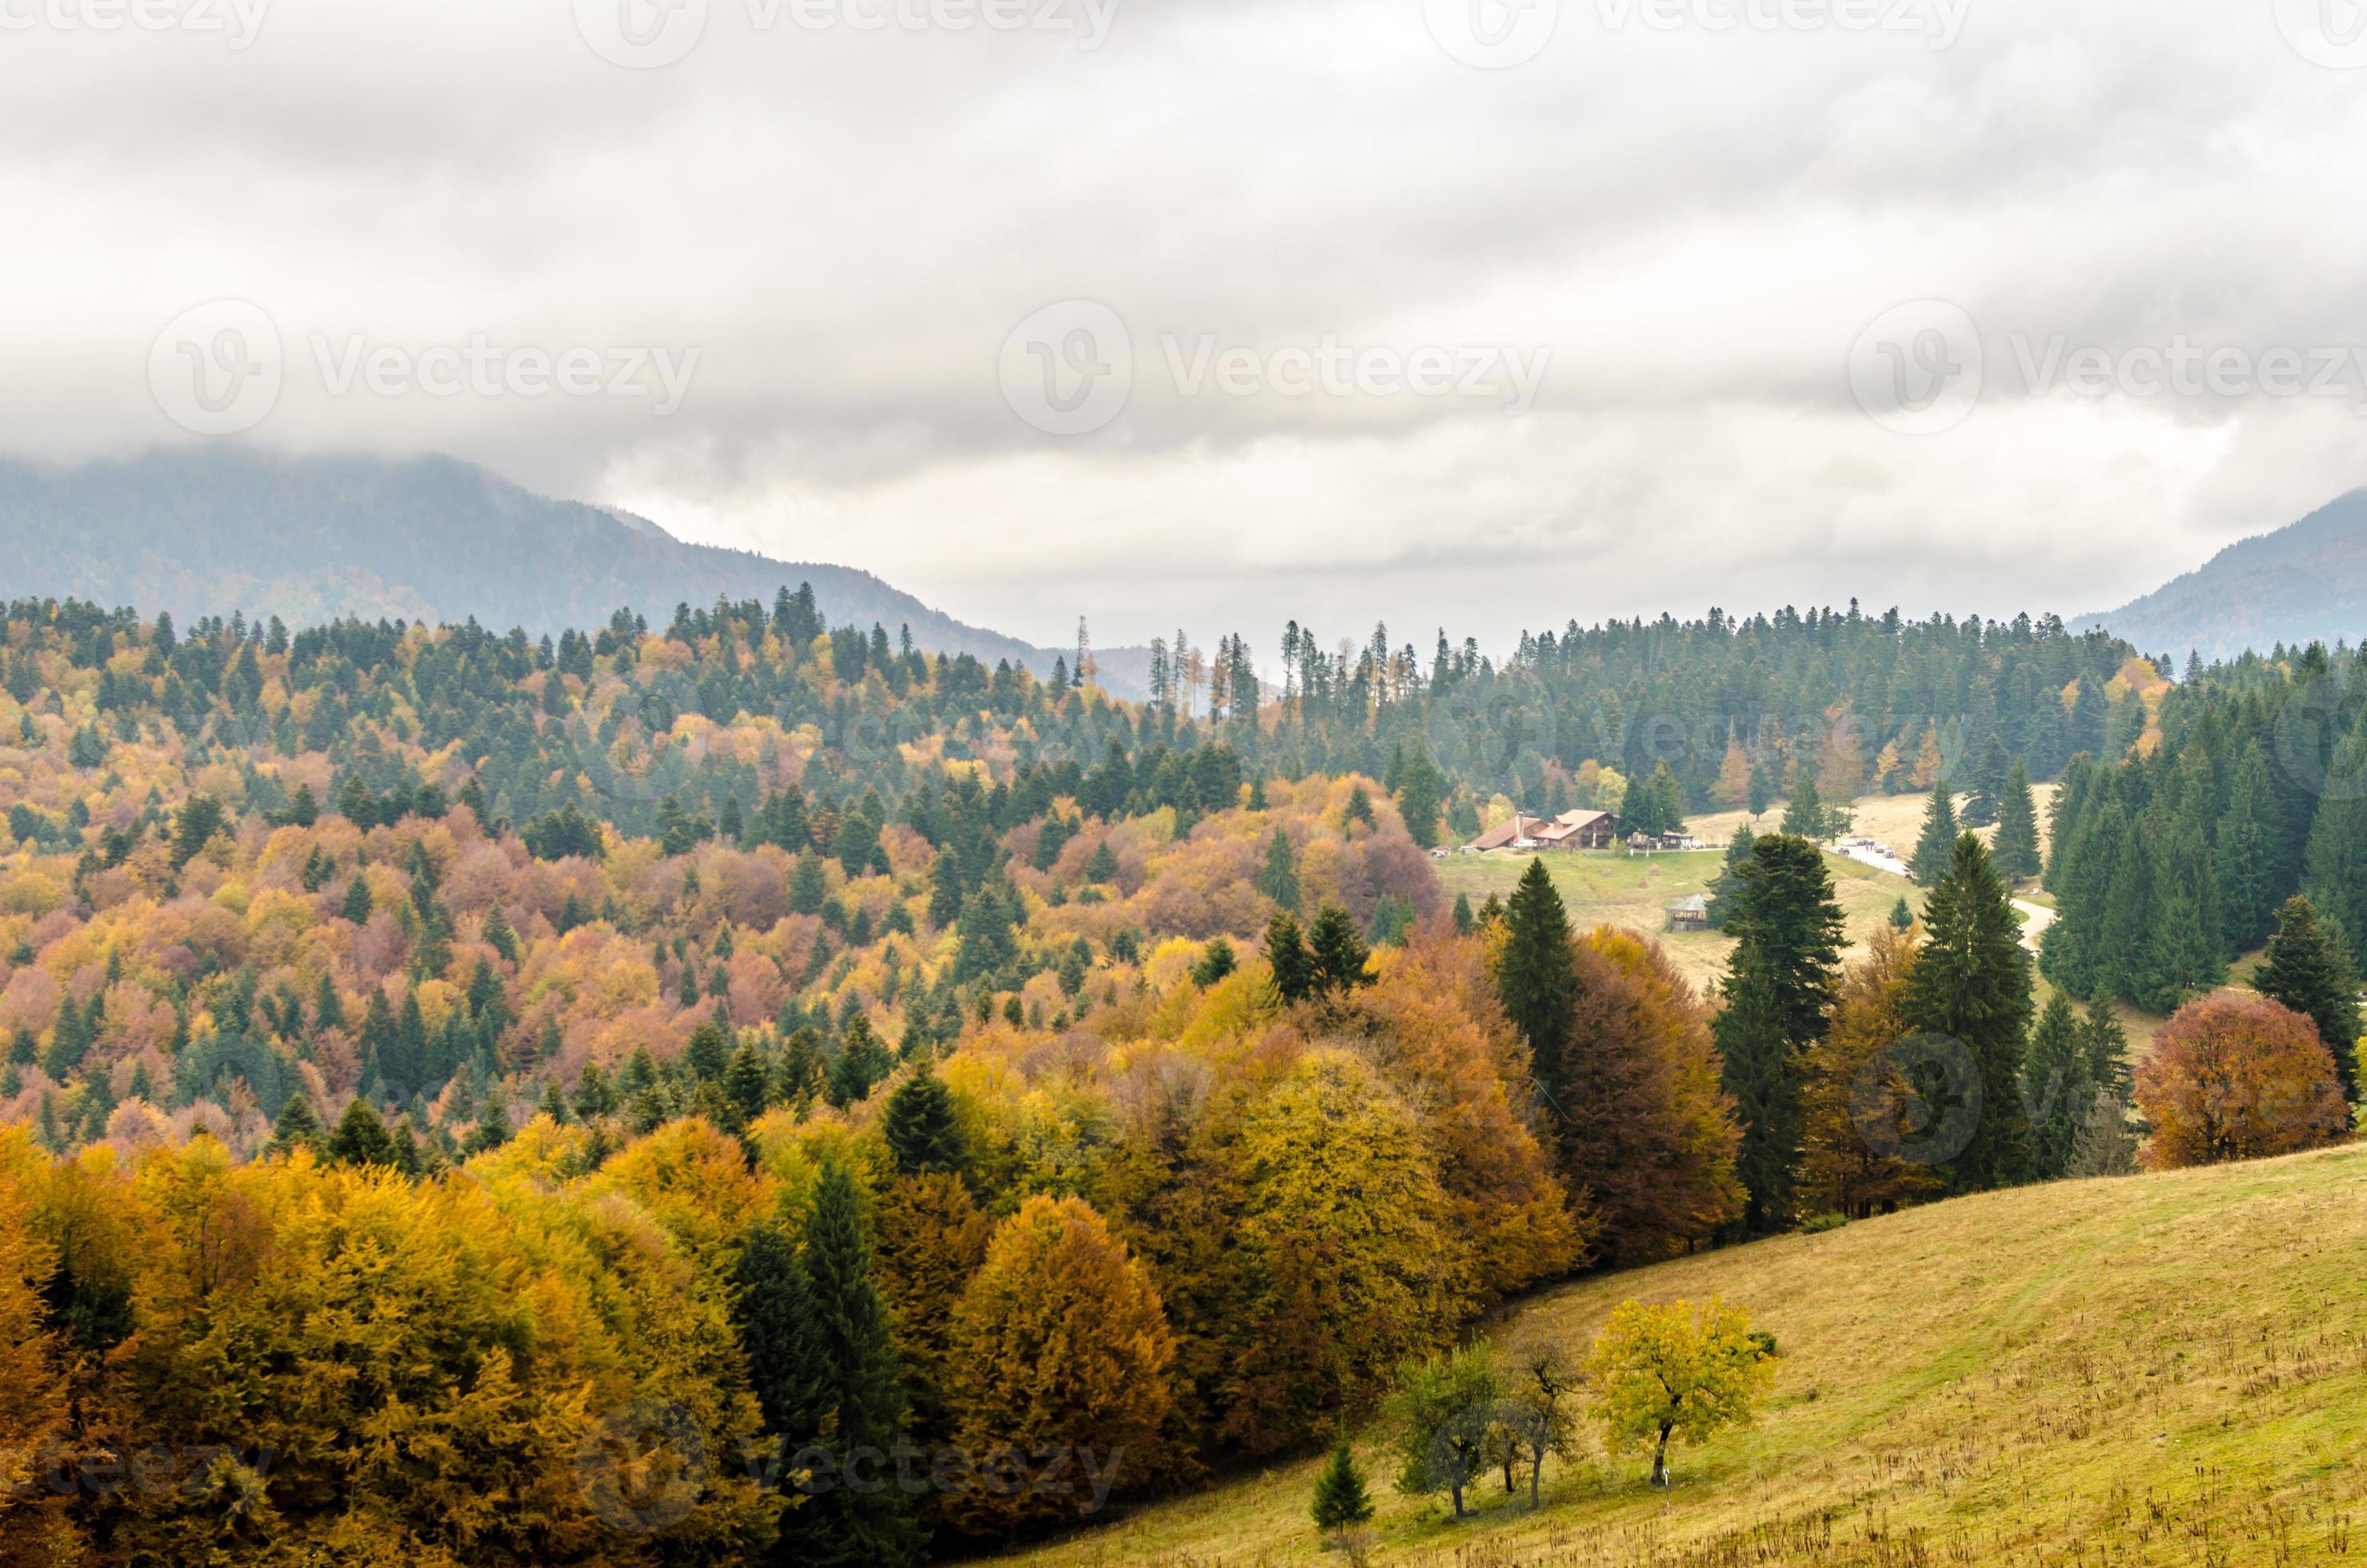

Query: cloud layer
5;0;2366;655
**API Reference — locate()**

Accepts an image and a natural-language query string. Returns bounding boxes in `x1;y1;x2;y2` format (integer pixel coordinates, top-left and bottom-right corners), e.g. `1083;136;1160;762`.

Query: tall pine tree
1991;760;2042;882
1909;784;1957;887
1713;834;1843;1234
795;1163;924;1566
2253;894;2363;1104
1498;858;1578;1110
2020;992;2092;1181
1902;832;2033;1191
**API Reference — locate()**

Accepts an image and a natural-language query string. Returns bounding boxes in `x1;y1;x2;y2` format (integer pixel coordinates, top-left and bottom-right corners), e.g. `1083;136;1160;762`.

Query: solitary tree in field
1584;1298;1777;1488
1310;1435;1376;1544
1385;1343;1503;1519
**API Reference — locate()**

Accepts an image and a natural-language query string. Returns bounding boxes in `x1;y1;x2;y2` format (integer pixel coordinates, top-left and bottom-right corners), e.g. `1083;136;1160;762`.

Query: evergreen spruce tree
326;1097;398;1166
2213;741;2278;954
1265;910;1315;1006
1257;827;1301;911
1992;760;2042;882
1451;892;1475;936
1780;765;1828;842
723;1042;771;1128
882;1058;969;1176
1498;858;1578;1107
1307;903;1374;995
340;874;374;924
684;1019;732;1082
267;1091;325;1157
732;1220;838;1566
1890;895;1915;930
1309;1434;1376;1540
2079;999;2131;1104
1908;783;1958;887
1902;833;2033;1190
1962;734;2009;827
2253;894;2364;1103
1713;834;1844;1233
2302;727;2367;962
789;851;829;917
797;1163;924;1566
2020;992;2092;1181
1706;822;1755;930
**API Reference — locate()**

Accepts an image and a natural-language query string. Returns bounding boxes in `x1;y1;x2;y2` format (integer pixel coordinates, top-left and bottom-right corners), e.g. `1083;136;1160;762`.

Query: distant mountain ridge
2078;490;2367;662
0;449;1148;695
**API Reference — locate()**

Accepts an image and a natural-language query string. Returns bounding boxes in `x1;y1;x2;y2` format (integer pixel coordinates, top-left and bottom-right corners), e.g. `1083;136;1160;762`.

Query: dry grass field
974;1142;2367;1568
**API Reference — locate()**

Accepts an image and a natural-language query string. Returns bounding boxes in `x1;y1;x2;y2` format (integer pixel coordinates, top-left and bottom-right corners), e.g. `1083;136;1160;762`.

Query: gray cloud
3;0;2365;654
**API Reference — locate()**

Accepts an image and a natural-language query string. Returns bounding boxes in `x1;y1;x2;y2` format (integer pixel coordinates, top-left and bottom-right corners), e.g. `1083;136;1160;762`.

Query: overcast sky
5;0;2367;655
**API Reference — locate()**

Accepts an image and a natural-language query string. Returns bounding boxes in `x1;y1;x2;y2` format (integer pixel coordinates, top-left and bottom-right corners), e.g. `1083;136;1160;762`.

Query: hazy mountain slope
2079;490;2367;662
0;448;1148;693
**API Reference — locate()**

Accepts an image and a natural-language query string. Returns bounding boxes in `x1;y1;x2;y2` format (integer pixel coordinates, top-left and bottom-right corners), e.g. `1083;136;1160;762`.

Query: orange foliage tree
1555;927;1743;1264
2134;993;2350;1169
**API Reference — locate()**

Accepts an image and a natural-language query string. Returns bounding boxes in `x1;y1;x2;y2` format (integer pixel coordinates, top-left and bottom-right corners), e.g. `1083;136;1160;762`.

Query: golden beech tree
945;1195;1176;1531
870;1169;994;1426
0;1138;77;1568
1217;1048;1465;1455
1797;926;1944;1220
2134;993;2350;1169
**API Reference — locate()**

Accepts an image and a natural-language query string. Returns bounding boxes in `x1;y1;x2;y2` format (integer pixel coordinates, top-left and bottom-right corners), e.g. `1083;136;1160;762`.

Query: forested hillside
0;589;2263;1566
2044;639;2367;1020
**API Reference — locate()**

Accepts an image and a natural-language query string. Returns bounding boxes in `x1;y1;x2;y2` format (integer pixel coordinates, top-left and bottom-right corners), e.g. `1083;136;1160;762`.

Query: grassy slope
980;1143;2367;1567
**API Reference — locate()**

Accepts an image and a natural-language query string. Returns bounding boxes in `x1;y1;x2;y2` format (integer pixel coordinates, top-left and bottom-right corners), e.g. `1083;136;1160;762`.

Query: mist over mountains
0;448;1154;695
